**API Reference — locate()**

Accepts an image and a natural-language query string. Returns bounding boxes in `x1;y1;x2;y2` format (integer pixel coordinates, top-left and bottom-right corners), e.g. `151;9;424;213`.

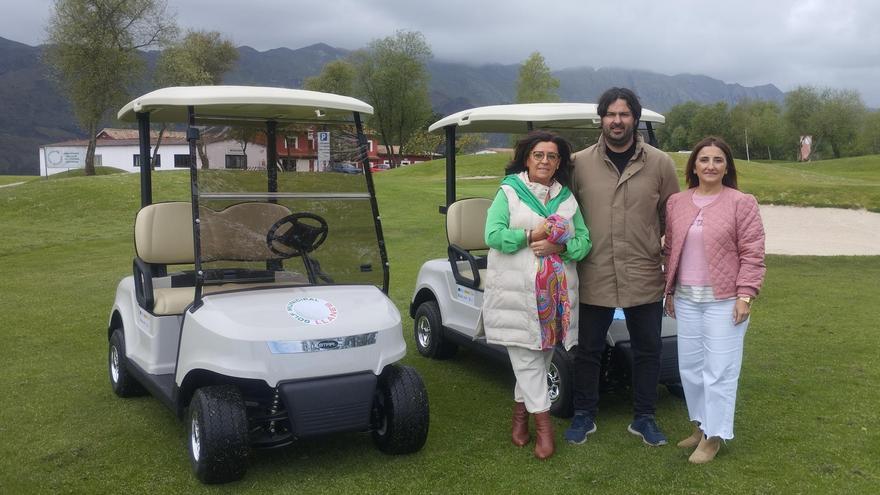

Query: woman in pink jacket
663;136;766;464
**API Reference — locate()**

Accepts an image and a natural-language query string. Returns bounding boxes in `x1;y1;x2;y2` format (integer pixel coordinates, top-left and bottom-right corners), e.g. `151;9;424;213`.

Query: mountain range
0;37;784;174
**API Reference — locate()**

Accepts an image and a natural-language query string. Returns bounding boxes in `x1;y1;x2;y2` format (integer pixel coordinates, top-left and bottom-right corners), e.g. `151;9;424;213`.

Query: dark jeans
571;301;664;419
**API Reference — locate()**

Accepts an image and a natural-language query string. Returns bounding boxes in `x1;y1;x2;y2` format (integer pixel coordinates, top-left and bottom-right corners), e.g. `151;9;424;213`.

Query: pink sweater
664;187;766;299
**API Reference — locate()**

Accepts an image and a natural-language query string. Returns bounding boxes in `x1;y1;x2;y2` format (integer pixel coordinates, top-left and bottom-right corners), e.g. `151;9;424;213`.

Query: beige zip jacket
570;134;680;308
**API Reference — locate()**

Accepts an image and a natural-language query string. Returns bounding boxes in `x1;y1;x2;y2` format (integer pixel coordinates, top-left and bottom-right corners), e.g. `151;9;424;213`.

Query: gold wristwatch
737;296;753;306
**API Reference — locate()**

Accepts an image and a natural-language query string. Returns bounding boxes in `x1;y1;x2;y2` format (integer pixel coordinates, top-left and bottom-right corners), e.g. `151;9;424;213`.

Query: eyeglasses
530;151;561;162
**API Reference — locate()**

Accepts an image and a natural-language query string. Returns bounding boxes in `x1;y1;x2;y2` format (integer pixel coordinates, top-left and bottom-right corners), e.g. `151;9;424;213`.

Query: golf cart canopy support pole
186;105;204;311
266;121;278;194
137;112;152;207
444;125;456;211
646;122;657;147
355;111;390;293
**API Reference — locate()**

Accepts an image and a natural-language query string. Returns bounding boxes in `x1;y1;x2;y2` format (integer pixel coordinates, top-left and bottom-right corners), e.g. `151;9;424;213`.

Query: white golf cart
409;103;682;418
107;86;429;484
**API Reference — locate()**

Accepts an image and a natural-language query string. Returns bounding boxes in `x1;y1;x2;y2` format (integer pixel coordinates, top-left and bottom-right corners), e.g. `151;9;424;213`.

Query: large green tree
856;110;880;155
155;30;237;86
729;100;787;160
785;86;866;159
351;30;433;167
657;101;701;150
304;59;356;96
516;52;560;103
44;0;177;175
154;29;238;168
688;102;731;145
813;88;865;159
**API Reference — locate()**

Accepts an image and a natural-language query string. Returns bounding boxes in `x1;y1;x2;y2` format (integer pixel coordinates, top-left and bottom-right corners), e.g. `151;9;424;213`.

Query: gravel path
760;205;880;255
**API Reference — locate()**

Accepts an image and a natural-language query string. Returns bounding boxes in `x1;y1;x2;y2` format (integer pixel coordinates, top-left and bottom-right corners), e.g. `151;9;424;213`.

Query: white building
38;129;268;176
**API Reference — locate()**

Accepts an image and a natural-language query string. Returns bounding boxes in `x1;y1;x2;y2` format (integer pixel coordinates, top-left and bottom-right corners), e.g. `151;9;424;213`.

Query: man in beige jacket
564;87;680;447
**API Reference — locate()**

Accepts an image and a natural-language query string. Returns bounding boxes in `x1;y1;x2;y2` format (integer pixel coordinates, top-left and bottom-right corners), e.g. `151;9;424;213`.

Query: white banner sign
317;131;330;170
45;147;86;169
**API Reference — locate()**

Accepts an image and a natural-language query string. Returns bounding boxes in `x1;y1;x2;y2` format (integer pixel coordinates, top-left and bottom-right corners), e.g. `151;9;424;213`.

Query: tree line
656;87;880;161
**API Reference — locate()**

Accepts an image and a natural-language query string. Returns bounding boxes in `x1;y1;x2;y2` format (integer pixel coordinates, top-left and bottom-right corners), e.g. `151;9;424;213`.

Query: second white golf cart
410;103;682;418
106;86;429;484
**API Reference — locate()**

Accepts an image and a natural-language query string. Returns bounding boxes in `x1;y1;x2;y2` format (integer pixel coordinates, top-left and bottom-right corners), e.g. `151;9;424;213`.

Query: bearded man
565;87;680;447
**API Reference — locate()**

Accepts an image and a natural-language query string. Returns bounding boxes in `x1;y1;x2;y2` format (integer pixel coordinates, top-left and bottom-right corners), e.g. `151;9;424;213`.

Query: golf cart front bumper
278;372;377;437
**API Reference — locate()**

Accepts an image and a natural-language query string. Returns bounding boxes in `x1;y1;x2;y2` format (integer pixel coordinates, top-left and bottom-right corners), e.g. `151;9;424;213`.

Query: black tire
187;386;249;484
548;347;574;418
108;328;146;397
413;301;457;359
372;365;430;454
666;382;685;399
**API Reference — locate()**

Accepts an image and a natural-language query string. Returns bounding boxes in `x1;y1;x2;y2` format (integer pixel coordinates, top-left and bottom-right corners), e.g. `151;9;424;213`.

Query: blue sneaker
627;416;668;446
564;412;597;444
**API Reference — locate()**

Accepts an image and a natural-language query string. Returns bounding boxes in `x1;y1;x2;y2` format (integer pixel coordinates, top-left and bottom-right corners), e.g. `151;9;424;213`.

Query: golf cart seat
446;198;491;290
133;201;300;315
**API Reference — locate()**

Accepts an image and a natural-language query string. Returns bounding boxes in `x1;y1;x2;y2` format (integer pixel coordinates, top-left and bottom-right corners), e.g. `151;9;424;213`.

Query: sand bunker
760;205;880;256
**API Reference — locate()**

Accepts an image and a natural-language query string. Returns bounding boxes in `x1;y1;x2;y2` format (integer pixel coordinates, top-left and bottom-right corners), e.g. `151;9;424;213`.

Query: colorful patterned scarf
536;214;573;350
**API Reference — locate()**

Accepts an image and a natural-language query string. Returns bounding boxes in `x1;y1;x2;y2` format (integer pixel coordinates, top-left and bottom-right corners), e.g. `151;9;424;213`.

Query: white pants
507;346;554;413
675;297;748;440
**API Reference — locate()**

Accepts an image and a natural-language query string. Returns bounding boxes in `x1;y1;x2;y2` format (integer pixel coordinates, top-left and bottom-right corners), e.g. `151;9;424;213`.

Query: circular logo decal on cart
286;297;338;326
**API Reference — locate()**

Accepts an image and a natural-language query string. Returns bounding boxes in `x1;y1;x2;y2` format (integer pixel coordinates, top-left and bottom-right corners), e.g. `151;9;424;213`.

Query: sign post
317;131;330;171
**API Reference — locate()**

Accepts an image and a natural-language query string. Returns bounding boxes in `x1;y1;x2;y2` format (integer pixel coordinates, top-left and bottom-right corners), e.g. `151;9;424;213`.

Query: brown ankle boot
677;423;702;449
688;436;721;464
511;402;530;447
533;411;555;460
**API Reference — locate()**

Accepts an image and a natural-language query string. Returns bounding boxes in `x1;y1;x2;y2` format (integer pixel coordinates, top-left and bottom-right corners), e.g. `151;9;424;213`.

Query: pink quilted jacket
664;187;766;299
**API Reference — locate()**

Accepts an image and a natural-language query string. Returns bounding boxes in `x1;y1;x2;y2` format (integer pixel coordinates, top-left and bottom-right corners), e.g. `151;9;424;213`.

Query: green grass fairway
0;175;38;186
1;157;878;493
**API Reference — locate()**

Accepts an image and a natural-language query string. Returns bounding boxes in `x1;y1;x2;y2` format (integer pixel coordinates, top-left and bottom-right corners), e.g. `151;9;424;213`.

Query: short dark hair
685;136;738;190
597;87;642;126
505;131;573;187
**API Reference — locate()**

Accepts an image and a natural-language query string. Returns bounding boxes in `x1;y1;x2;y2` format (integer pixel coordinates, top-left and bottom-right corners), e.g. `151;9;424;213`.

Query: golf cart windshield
428;103;665;207
196;125;382;291
119;86;386;304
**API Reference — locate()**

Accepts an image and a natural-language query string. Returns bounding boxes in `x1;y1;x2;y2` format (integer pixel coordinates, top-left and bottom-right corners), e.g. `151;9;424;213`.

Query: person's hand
664;296;675;319
531;224;549;242
530;239;563;257
734;299;750;325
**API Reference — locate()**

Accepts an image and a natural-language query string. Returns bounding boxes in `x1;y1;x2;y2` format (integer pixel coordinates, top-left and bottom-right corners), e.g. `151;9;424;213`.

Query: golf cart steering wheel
266;213;329;258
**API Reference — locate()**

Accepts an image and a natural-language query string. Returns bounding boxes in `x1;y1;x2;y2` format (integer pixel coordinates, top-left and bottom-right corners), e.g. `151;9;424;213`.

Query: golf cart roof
117;85;373;124
427;102;665;134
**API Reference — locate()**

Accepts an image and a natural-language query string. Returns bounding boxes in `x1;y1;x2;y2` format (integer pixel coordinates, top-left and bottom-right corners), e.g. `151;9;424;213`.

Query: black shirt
606;140;637;175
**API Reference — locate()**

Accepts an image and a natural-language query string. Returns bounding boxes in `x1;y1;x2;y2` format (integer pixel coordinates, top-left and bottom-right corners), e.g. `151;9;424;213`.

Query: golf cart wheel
108;328;146;397
413;301;457;359
548;348;574;418
187;386;249;484
372;365;429;454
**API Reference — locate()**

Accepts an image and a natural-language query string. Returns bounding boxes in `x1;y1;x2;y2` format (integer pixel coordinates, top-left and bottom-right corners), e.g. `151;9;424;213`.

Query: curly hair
504;130;573;187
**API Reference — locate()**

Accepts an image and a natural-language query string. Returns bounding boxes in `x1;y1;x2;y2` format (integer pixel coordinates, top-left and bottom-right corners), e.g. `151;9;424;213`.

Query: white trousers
507;346;554;414
675;296;748;440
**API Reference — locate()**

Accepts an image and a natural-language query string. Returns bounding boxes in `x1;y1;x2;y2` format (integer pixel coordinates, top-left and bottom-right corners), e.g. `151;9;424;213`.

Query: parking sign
318;132;330;170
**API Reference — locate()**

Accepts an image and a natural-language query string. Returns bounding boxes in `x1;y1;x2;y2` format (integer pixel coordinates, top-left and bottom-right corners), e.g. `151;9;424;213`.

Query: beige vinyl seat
134;201;298;315
446;198;491;290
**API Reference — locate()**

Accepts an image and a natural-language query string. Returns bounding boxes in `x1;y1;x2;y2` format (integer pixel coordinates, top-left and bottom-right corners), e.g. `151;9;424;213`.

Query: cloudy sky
5;0;880;106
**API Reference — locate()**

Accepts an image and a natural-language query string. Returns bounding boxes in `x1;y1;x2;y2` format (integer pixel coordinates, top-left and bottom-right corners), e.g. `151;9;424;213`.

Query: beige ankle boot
677;423;702;449
688;435;721;464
